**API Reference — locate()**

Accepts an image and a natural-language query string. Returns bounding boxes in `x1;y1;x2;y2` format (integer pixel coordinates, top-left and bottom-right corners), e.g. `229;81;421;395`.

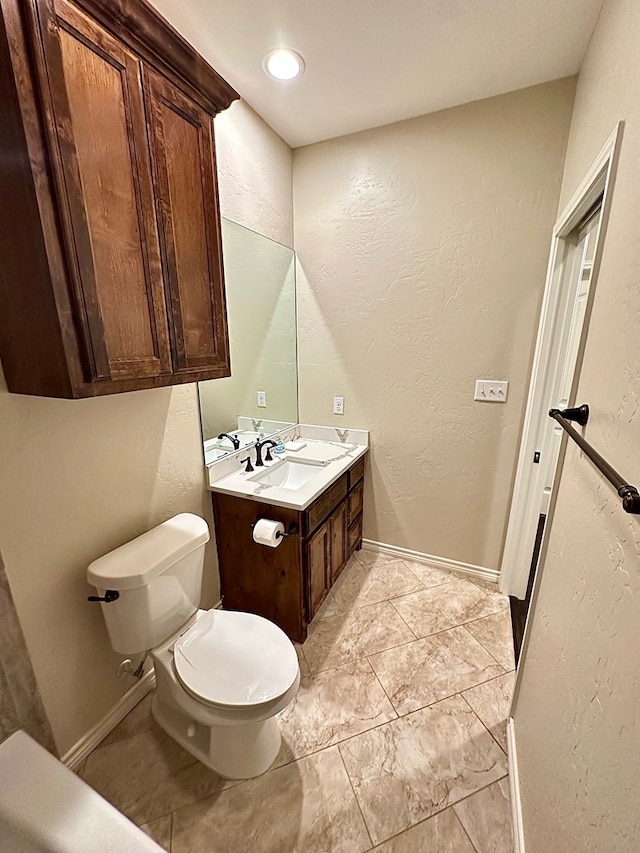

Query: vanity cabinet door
36;0;172;384
348;514;363;557
348;480;364;526
306;522;330;619
330;502;348;584
144;69;230;378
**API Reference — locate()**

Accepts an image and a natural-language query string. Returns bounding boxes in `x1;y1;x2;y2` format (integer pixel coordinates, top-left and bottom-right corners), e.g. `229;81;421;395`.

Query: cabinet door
348;514;363;557
348;480;364;525
306;522;330;619
35;0;171;383
144;69;230;377
330;502;348;584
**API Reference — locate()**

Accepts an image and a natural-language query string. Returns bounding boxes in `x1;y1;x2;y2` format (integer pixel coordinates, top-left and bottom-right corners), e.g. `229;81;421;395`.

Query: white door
501;203;603;599
537;209;600;517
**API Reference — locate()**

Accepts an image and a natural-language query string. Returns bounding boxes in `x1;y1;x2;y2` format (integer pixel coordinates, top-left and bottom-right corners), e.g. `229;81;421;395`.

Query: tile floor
80;550;516;852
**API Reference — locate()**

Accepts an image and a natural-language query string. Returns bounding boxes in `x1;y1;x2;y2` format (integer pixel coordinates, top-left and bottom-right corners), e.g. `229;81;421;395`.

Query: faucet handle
240;456;254;473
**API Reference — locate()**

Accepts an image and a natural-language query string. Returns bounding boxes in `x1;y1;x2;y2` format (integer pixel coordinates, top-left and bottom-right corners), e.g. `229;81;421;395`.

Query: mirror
198;218;298;464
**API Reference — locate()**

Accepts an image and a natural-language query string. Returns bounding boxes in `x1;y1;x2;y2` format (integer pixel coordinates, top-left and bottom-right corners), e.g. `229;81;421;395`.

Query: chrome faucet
218;432;240;450
254;439;278;467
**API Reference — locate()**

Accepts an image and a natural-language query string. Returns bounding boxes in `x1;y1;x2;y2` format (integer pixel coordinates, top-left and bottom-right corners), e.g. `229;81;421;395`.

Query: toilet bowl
87;513;300;779
151;608;300;778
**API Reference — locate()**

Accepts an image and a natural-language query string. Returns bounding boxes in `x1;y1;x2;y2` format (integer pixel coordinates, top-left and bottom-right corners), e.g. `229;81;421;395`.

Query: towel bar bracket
551;404;590;427
619;486;640;514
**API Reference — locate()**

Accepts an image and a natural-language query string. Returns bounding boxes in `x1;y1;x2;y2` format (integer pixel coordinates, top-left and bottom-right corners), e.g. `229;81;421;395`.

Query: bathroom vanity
209;430;368;642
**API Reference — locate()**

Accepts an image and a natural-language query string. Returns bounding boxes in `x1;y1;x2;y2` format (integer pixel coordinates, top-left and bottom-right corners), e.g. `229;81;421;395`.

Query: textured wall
0;98;293;755
513;1;640;850
0;382;208;756
294;80;576;569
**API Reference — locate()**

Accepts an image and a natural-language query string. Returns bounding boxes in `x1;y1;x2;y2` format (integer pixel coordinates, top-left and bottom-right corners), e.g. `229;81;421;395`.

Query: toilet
87;513;300;779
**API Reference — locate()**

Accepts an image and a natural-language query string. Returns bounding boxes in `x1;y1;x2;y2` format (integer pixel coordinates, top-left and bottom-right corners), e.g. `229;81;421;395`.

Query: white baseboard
61;669;156;771
361;539;500;584
507;717;525;853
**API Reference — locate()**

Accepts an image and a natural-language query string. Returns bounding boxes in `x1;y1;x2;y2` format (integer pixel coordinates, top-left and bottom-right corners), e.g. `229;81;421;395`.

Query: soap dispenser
273;438;286;455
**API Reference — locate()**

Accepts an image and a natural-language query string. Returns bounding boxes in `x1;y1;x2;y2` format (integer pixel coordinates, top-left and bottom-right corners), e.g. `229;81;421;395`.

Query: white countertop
206;424;369;510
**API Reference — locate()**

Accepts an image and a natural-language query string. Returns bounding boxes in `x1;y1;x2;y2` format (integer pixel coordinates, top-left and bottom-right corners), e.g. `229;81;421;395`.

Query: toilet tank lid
87;514;210;591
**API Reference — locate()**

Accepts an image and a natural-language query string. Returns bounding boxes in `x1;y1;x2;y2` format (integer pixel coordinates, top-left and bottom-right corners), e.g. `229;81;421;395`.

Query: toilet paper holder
250;521;298;539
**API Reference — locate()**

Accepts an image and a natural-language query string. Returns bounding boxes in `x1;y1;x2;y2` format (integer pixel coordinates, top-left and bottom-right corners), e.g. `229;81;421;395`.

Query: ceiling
149;0;604;148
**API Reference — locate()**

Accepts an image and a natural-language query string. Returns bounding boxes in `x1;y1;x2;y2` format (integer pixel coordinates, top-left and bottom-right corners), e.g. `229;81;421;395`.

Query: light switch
474;379;508;402
256;390;267;408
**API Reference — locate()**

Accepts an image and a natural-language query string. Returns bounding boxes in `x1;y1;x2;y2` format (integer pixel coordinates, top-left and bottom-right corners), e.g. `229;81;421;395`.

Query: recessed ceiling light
263;48;305;81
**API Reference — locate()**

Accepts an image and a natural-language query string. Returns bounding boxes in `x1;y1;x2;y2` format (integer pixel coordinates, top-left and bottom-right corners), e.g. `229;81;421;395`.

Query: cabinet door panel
37;0;171;381
348;515;363;557
348;480;364;525
306;523;330;620
144;70;230;374
330;502;348;584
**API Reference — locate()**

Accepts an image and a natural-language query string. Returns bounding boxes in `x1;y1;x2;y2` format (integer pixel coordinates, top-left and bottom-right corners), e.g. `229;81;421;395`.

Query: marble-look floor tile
465;611;516;671
140;813;172;850
83;721;233;826
317;558;425;618
454;778;513;853
402;560;457;590
368;627;504;715
373;808;474;852
339;694;507;845
392;577;508;638
171;746;371;853
294;642;311;678
464;576;502;594
462;671;516;753
101;693;155;747
302;601;415;674
277;659;397;763
353;550;406;571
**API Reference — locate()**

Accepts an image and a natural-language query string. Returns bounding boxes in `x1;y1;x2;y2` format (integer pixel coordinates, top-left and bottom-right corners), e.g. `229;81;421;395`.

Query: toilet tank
87;514;210;656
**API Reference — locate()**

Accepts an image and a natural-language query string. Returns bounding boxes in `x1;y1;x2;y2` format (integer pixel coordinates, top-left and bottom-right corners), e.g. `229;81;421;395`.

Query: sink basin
250;459;324;490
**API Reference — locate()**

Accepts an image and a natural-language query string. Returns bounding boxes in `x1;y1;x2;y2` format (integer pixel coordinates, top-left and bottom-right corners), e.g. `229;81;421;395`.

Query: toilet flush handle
87;590;120;603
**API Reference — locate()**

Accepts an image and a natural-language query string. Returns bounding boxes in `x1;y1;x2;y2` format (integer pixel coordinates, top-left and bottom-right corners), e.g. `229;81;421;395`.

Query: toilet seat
173;609;299;708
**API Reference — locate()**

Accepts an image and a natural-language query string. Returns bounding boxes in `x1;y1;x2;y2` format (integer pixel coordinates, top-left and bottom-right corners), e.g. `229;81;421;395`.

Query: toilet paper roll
252;519;285;548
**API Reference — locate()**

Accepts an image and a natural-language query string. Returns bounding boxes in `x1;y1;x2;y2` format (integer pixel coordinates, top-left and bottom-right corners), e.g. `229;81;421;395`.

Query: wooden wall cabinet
212;455;366;643
0;0;237;397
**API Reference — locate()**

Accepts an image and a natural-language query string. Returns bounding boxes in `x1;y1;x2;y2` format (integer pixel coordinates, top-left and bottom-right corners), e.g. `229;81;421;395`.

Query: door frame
500;123;622;599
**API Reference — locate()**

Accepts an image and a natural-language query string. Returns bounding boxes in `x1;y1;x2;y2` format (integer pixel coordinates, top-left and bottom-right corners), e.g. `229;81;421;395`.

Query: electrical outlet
256;390;267;408
333;396;344;415
474;379;509;403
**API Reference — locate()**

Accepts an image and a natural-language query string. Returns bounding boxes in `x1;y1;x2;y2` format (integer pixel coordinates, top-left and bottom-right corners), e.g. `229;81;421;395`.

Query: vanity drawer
305;473;348;536
348;480;364;524
348;457;365;489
